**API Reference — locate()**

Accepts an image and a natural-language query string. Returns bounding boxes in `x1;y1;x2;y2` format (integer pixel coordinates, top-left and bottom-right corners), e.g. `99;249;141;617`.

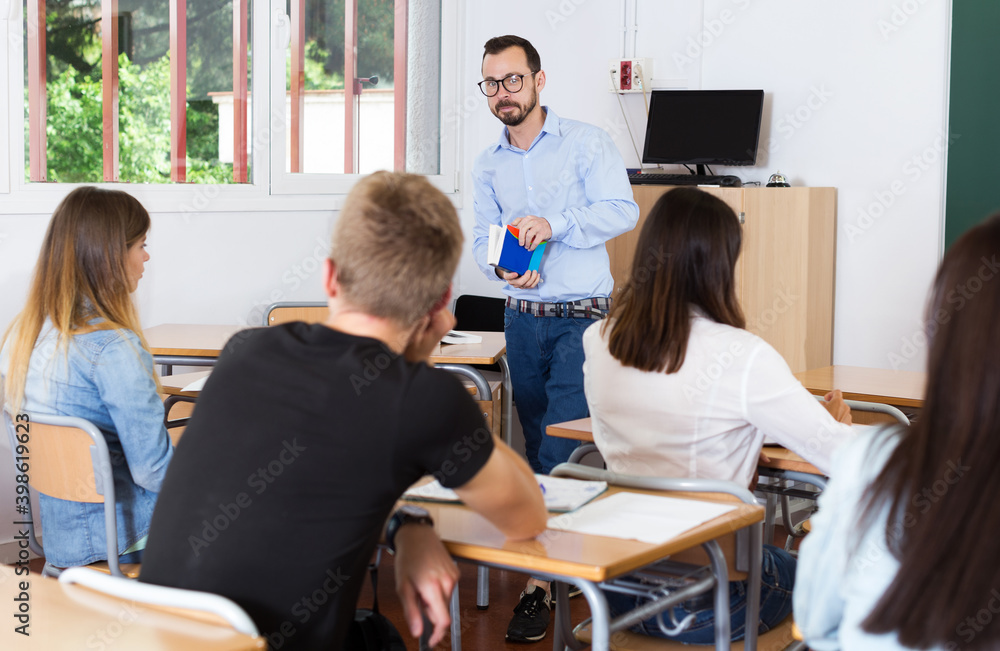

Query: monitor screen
641;90;764;167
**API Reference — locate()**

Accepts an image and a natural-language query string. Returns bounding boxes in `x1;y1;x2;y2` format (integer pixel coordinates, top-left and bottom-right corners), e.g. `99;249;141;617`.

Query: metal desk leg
763;491;777;546
449;583;462;651
702;540;731;651
476;565;489;609
499;354;513;447
743;521;763;651
564;580;609;651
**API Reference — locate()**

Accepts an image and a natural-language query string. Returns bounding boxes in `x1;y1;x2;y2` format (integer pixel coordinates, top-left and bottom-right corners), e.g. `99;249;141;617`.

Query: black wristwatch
386;505;434;552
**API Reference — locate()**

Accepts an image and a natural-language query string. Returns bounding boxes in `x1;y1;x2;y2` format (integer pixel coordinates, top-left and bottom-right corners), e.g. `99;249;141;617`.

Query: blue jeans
605;544;795;643
503;308;592;474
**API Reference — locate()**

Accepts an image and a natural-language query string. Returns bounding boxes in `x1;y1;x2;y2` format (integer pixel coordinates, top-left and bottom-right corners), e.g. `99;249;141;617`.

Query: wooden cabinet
610;186;836;373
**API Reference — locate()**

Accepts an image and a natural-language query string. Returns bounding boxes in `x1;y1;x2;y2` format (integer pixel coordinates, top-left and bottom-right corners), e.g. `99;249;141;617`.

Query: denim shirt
1;321;174;567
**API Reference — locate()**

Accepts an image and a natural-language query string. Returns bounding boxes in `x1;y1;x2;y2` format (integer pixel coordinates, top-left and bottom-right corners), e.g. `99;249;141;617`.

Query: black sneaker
505;586;551;643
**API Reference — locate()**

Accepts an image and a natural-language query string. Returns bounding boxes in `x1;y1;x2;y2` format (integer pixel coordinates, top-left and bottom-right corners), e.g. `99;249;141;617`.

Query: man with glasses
471;34;639;643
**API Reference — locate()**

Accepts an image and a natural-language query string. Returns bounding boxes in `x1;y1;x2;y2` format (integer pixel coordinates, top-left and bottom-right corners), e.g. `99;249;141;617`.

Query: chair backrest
550;463;759;581
264;301;328;326
816;396;910;426
59;567;261;636
454;295;505;332
3;410;123;576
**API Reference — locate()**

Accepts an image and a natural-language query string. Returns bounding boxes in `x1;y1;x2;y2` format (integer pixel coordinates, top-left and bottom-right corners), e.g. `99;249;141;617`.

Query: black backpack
343;561;407;651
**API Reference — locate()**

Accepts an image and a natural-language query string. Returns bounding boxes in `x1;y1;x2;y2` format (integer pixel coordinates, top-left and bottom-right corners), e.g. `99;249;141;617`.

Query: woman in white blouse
582;187;854;642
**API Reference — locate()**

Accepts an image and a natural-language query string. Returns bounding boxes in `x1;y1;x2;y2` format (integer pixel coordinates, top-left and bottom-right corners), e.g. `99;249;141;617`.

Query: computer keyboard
627;173;742;187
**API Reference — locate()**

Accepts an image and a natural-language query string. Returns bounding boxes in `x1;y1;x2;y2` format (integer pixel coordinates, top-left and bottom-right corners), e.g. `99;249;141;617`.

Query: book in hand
488;224;547;276
403;474;607;513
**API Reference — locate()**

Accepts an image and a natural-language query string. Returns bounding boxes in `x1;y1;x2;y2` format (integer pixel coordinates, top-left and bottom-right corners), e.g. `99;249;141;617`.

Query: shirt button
528;186;533;191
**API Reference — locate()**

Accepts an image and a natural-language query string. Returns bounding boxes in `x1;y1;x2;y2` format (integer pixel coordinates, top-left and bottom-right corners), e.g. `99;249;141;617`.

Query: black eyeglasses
478;72;537;97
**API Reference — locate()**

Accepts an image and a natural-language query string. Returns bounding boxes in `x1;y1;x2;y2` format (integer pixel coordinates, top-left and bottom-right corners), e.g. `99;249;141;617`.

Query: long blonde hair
2;187;157;410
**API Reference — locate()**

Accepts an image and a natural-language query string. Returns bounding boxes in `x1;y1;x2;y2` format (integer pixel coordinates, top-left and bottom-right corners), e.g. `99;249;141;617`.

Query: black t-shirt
140;323;494;650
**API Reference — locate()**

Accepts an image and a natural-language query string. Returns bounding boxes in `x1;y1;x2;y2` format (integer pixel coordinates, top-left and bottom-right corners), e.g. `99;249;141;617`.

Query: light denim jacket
795;426;954;651
1;321;174;567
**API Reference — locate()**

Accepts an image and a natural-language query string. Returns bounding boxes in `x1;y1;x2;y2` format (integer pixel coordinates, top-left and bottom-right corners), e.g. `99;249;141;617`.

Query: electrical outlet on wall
608;58;652;93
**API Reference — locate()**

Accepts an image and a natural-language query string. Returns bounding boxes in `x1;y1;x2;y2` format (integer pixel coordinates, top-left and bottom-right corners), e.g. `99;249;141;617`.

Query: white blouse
582;314;855;487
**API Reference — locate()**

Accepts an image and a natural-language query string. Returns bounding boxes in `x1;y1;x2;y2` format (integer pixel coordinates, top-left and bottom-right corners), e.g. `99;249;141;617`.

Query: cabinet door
740;188;836;372
613;186;743;297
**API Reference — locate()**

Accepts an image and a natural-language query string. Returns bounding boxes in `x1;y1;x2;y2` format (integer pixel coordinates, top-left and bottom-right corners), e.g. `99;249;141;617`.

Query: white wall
0;1;952;543
459;0;950;373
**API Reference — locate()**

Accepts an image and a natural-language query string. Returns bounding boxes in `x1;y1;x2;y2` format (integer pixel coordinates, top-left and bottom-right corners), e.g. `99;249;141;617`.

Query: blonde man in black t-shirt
140;172;547;650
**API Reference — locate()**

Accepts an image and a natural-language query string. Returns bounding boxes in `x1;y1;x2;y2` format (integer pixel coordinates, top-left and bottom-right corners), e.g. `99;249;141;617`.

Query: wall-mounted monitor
641;90;765;168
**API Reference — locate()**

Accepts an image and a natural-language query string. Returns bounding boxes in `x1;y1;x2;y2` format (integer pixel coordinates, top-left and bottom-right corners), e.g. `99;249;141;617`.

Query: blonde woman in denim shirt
1;186;173;569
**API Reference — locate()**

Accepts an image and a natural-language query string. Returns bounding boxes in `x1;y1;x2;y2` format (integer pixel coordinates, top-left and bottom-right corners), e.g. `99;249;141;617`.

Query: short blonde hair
331;172;463;325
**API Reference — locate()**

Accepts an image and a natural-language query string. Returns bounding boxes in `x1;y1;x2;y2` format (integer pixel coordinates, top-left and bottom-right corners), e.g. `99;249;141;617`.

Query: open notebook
404;474;607;513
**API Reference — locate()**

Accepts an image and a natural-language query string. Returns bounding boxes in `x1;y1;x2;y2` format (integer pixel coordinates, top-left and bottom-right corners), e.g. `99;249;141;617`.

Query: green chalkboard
945;3;1000;248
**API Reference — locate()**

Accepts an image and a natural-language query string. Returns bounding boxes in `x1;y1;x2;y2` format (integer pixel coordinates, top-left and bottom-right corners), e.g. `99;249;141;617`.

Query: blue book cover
488;224;547;275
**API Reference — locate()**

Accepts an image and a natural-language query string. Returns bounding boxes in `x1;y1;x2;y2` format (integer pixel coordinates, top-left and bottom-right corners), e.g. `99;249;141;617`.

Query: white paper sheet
181;375;209;392
546;491;737;544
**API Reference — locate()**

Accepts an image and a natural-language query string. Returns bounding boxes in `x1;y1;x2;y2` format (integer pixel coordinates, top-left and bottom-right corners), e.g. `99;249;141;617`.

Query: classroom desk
405;485;764;651
1;572;265;650
146;325;508;429
793;365;925;409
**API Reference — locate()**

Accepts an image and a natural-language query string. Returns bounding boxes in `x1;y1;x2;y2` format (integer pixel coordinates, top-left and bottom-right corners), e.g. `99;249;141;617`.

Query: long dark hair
604;187;744;372
859;212;1000;648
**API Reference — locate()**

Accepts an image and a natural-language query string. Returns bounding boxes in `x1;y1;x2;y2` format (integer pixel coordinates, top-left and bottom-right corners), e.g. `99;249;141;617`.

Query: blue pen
539;482;546;495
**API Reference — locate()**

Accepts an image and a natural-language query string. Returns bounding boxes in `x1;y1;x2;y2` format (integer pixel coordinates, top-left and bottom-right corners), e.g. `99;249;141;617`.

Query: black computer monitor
641;90;764;170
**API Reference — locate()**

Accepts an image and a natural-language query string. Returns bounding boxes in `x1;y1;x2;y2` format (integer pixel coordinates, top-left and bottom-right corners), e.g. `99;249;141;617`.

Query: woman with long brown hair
796;213;1000;649
1;186;173;569
582;187;854;641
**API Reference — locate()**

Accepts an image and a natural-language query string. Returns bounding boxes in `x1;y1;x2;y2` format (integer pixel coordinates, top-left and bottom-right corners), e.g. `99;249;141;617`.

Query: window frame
0;0;462;215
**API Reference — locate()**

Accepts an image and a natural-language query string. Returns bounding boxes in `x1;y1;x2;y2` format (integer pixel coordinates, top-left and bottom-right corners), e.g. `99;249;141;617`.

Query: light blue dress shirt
472;107;639;303
1;320;173;567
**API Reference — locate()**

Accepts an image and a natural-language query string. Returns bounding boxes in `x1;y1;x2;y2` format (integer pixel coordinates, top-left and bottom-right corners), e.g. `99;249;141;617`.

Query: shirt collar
491;106;560;153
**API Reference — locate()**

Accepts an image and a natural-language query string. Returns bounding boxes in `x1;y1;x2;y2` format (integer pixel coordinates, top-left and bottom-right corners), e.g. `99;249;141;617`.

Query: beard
492;90;538;127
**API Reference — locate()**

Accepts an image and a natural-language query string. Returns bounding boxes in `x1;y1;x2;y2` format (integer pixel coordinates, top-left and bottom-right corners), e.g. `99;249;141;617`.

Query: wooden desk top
547;418;595;441
146;324;251;358
1;573;265;650
159;369;499;400
793;365;925;409
408;486;762;582
759;446;817;474
159;370;212;397
429;332;507;365
146;324;506;365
